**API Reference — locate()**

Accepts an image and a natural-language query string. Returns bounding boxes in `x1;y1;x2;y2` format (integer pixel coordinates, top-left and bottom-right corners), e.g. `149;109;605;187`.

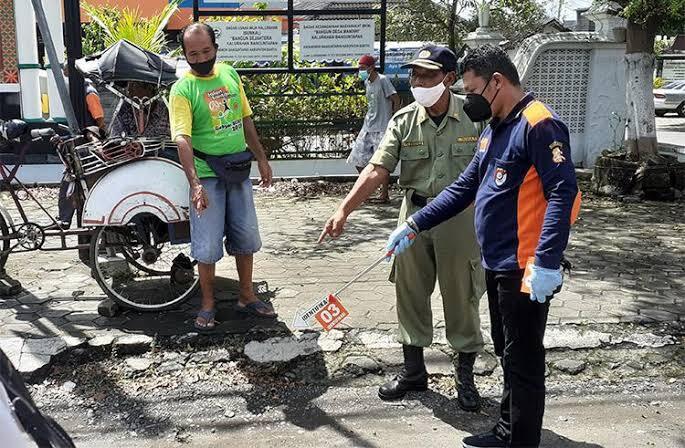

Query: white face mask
411;76;447;108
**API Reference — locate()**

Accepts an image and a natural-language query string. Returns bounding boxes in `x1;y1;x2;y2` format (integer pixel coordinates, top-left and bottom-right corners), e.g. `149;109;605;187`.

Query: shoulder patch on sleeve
522;101;553;127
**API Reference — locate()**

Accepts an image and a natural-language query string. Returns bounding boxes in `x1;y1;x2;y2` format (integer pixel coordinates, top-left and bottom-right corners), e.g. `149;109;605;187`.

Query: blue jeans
190;177;261;264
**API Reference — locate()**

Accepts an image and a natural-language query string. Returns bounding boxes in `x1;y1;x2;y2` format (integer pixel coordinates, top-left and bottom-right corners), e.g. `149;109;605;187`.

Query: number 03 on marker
315;295;349;331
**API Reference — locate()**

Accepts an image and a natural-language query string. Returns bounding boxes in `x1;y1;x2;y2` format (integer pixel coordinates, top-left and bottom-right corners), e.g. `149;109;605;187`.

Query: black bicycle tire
89;226;199;312
0;212;10;270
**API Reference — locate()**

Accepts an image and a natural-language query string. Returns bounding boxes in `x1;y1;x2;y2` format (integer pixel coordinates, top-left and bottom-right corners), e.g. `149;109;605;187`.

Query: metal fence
248;88;367;160
191;0;386;159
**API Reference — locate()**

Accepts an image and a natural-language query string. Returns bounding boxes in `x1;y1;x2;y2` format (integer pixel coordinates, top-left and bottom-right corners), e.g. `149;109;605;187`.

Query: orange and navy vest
412;94;581;271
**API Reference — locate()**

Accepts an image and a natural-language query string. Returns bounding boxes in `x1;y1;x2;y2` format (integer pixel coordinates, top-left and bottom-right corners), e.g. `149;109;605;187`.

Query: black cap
401;45;457;72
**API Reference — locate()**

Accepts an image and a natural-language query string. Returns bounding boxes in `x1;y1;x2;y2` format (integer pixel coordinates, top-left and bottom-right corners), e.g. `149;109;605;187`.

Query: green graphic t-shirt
169;63;253;178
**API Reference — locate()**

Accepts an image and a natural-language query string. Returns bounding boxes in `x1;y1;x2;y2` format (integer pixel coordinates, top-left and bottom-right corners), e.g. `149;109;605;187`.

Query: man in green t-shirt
170;23;275;330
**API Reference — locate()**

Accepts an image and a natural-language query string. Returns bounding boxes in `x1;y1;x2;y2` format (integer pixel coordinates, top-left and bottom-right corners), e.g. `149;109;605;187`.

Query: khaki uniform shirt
369;93;480;197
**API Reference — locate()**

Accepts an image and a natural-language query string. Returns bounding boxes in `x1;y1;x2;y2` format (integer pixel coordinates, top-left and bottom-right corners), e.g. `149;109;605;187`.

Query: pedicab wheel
0;213;9;270
89;224;199;312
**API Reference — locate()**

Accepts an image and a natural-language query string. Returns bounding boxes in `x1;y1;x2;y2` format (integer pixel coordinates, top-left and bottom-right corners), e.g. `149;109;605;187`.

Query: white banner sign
662;60;685;82
209;21;282;62
299;20;374;61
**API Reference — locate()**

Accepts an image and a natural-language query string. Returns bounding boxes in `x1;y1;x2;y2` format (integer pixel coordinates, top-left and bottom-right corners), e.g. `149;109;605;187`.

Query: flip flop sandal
235;300;278;319
194;309;217;331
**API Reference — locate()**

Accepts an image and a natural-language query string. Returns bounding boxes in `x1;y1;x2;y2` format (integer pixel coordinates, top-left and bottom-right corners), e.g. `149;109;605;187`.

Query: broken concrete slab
620;333;676;348
323;329;344;340
18;352;52;375
126;357;152;372
341;355;381;376
187;352;212;365
425;349;454;376
88;335;116;347
187;349;231;364
544;327;612;350
350;330;401;349
554;359;587;375
0;337;24;366
373;349;404;368
318;338;343;352
244;334;321;363
62;336;86;348
626;359;644;370
23;337;66;356
157;361;185;375
208;348;232;363
317;330;344;352
474;352;498;376
113;334;154;354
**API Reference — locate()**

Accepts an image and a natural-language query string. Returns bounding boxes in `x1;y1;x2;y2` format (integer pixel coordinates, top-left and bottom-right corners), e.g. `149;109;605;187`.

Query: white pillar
13;0;42;121
41;0;67;122
583;10;627;42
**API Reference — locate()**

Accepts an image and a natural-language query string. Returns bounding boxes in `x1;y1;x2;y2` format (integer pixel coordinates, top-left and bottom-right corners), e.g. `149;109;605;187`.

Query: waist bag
193;148;253;183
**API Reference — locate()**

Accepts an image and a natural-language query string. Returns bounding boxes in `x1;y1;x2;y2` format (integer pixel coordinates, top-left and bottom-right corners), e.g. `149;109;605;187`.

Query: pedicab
0;41;198;312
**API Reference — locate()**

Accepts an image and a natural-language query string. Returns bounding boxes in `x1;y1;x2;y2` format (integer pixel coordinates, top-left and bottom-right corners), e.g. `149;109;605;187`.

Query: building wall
514;33;627;167
583;46;628;163
81;0;194;30
0;0;19;85
0;0;20;120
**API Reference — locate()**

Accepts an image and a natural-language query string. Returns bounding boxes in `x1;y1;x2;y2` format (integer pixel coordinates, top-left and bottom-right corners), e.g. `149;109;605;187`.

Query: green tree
602;0;685;159
81;6;119;56
489;0;552;45
82;0;180;54
385;0;468;46
654;38;669;56
385;0;549;49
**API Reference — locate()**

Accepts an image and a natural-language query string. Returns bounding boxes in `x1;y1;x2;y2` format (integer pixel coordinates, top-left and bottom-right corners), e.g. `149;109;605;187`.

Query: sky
464;1;595;22
543;0;594;20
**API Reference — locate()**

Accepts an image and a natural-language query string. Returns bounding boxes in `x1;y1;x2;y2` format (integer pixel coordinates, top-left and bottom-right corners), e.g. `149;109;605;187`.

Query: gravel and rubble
27;322;683;436
4;307;676;448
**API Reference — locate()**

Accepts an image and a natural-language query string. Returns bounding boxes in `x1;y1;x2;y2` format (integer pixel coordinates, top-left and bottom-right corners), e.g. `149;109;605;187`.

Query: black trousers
486;269;550;448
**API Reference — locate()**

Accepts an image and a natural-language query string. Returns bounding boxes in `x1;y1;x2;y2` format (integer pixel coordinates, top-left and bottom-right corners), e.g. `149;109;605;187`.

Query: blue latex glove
529;264;563;303
385;223;416;259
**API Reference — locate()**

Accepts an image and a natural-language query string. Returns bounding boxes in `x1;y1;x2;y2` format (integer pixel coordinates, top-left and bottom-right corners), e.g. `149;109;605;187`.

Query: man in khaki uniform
319;46;485;411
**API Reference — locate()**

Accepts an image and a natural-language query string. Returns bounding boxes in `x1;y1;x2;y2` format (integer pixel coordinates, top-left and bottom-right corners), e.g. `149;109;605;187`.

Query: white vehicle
654;81;685;117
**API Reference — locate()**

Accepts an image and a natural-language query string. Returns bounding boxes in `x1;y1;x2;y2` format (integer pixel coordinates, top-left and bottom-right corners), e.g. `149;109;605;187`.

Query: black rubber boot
378;345;428;400
456;352;481;412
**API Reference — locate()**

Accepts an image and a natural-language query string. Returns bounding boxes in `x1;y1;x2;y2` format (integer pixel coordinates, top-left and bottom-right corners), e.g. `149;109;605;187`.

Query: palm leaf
82;0;179;53
82;2;116;40
151;0;181;42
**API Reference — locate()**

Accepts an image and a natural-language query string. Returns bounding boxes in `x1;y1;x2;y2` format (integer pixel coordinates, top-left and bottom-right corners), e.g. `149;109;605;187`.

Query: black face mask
463;76;500;122
189;56;216;76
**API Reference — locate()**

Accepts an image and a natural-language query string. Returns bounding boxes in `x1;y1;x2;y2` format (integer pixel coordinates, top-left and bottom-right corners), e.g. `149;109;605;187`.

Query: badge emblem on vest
494;167;507;186
550;141;566;164
479;137;489;152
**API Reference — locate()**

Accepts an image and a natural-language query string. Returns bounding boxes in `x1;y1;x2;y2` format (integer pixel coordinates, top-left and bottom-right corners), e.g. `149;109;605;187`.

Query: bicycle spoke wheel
90;221;198;311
